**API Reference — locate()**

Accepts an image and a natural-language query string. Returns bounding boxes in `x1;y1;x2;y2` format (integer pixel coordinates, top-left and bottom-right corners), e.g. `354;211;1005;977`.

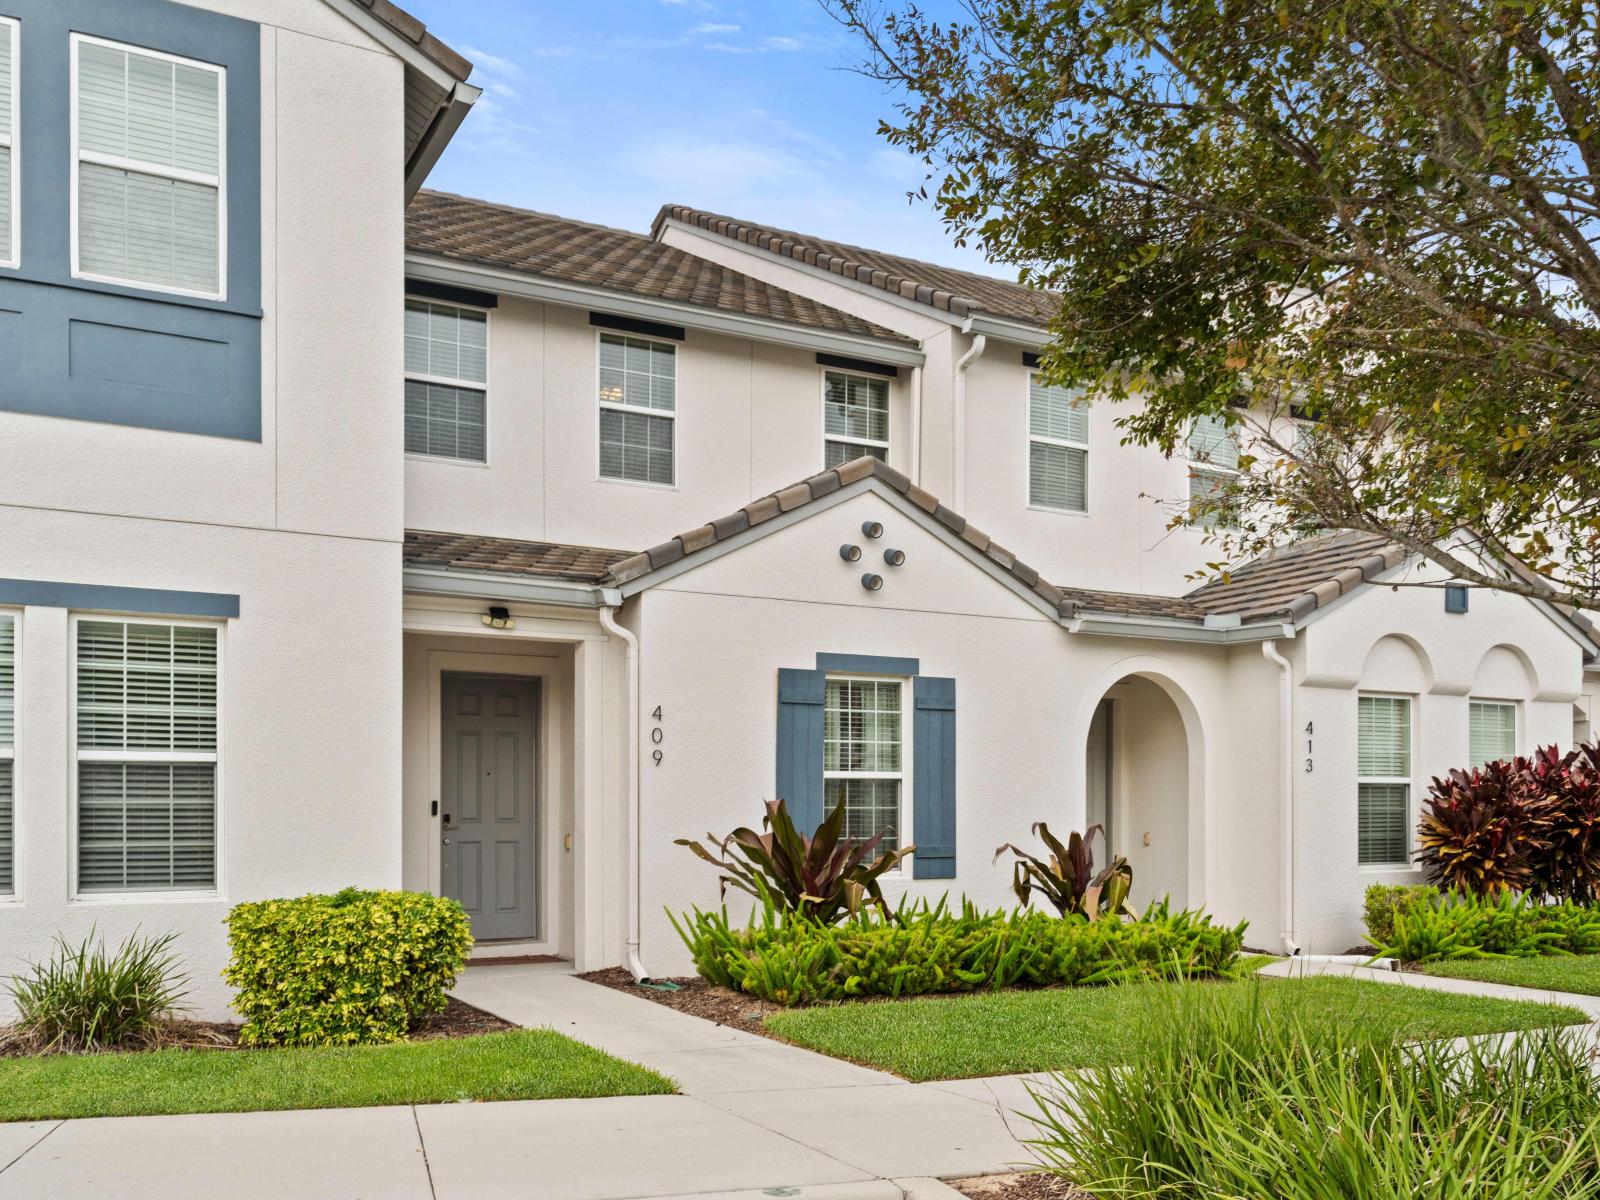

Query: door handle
442;837;451;846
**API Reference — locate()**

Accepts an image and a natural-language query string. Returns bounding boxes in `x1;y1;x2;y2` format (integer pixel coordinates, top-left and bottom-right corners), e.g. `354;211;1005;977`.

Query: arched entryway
1081;666;1206;910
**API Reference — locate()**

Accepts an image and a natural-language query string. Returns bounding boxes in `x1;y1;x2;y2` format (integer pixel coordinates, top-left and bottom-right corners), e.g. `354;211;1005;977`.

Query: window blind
824;678;904;848
1028;377;1089;512
0;616;12;895
1188;412;1240;469
404;300;488;462
0;20;15;266
598;333;675;484
75;38;223;295
1469;701;1516;767
1029;378;1089;444
1357;694;1410;866
823;371;890;466
76;620;217;893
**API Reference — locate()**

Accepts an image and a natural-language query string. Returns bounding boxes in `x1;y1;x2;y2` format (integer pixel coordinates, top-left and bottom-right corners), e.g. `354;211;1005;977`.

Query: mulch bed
951;1172;1091;1200
581;966;791;1041
0;996;514;1058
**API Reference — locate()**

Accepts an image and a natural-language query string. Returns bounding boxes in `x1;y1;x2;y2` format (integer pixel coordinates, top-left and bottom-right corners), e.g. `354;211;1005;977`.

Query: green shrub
6;929;188;1052
224;888;472;1046
1371;888;1600;963
1362;883;1437;945
1030;980;1600;1199
671;895;1245;1005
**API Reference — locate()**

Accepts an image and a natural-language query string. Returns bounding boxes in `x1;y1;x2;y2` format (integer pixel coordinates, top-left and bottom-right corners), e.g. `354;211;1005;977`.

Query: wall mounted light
860;573;884;592
481;605;516;630
839;544;862;562
860;520;884;539
883;548;906;567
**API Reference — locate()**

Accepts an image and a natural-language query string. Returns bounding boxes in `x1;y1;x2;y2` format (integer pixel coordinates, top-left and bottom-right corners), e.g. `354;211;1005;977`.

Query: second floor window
823;370;890;468
598;333;675;486
405;300;488;462
1028;376;1089;512
1188;413;1241;528
0;17;16;269
72;36;225;299
1469;700;1516;767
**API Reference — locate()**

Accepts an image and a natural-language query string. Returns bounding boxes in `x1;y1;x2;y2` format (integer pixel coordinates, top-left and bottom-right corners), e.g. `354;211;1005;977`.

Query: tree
827;0;1600;607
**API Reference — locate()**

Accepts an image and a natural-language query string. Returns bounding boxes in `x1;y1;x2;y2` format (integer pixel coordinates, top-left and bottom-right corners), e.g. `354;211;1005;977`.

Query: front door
441;675;538;941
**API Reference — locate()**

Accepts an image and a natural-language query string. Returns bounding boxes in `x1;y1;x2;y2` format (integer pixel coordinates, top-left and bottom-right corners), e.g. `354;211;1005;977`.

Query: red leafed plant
1414;760;1549;897
1530;745;1600;904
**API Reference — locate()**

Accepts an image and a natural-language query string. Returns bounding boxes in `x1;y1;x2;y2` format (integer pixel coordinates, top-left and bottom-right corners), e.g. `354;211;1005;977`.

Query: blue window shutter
913;676;956;879
776;668;827;832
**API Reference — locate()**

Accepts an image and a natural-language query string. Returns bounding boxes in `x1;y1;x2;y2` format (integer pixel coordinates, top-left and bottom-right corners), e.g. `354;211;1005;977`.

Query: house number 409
651;705;664;765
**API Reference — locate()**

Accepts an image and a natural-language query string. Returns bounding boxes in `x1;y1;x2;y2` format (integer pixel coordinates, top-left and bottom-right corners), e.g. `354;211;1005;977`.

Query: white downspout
599;605;649;982
1262;640;1300;956
909;364;924;486
953;333;987;510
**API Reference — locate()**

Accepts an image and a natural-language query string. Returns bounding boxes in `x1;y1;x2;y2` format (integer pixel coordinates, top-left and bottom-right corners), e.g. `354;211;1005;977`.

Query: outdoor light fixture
883;548;906;567
481;605;516;630
839;544;862;562
1445;584;1469;614
861;520;884;539
860;573;884;591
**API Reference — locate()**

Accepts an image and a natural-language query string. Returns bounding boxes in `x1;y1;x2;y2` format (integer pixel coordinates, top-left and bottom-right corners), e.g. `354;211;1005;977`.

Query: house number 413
1304;720;1314;774
651;705;664;766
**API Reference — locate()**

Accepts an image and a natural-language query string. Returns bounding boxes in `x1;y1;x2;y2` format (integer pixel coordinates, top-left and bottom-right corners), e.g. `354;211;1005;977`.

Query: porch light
861;520;884;539
839;544;862;562
482;605;516;630
861;573;884;591
883;548;906;567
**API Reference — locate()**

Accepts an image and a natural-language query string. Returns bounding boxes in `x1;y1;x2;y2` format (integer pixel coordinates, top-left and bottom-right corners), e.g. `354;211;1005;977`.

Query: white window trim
1357;691;1415;871
0;17;19;272
68;613;225;903
819;368;891;470
404;295;492;468
594;328;678;490
1026;374;1090;516
68;33;228;302
822;672;913;872
0;608;19;903
1468;698;1519;765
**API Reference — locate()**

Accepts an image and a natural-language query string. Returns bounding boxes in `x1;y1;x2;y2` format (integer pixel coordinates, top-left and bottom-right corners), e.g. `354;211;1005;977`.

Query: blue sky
403;0;1001;275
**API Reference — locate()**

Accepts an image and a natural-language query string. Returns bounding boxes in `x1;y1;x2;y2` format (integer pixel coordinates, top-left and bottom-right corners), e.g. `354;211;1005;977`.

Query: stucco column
572;636;607;971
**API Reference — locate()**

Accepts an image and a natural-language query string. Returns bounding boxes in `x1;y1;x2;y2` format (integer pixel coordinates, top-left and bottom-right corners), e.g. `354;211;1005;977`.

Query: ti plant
993;822;1133;920
676;797;912;925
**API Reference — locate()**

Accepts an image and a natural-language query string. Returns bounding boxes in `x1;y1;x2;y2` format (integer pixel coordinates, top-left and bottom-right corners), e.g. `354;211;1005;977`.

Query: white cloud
459;45;524;79
692;22;740;34
761;36;803;51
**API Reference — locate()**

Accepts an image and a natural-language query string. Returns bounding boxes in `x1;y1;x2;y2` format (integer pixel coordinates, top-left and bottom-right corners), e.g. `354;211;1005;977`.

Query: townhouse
1;0;1595;1015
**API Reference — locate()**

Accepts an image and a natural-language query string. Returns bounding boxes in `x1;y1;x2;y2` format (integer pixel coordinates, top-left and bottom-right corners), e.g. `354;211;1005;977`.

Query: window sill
71;890;224;905
407;453;491;470
1026;504;1091;518
595;476;678;493
1357;864;1422;876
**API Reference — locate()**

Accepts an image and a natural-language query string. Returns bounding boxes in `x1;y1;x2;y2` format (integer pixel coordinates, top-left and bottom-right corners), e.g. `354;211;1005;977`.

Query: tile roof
404;465;1411;632
346;0;473;82
653;204;1061;327
406;192;918;347
404;529;629;584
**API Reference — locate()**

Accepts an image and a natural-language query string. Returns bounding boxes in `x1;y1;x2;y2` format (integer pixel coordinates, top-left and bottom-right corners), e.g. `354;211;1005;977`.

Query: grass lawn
0;1029;673;1122
1421;955;1600;996
764;976;1587;1081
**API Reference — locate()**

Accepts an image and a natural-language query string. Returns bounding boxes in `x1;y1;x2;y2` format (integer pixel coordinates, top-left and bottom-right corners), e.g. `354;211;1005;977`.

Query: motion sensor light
861;520;885;539
481;605;516;630
860;573;884;592
839;544;863;562
883;548;906;567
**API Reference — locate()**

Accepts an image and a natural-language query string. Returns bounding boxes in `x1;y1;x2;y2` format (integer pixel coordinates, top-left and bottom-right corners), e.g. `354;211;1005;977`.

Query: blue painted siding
0;0;261;439
0;578;239;617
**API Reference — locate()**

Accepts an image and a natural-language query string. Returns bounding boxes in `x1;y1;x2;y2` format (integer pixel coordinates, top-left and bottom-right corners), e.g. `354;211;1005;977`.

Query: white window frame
0;17;19;271
1026;373;1090;516
820;368;891;470
1468;699;1518;767
404;295;492;467
822;673;912;870
1187;415;1242;529
0;608;19;902
68;613;224;903
1357;691;1414;870
68;33;228;302
595;329;677;489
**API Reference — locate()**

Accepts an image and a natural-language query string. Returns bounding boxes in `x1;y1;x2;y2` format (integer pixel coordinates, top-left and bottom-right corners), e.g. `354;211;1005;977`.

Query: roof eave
960;313;1053;348
1064;612;1297;643
404;254;927;366
403;566;619;608
405;81;481;200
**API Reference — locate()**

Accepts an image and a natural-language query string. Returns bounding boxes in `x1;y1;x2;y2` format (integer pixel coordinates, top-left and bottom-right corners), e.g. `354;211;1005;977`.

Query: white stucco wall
0;0;409;1019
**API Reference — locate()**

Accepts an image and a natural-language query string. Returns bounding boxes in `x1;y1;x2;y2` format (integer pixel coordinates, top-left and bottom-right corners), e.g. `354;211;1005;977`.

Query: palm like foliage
993;822;1133;919
676;797;911;924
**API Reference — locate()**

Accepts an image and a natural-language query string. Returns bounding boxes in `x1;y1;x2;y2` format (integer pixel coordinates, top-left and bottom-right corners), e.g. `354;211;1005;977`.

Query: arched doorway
1084;672;1199;909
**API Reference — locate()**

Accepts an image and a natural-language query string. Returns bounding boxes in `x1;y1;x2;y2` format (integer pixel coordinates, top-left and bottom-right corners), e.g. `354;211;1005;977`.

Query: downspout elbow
599;605;649;983
1263;639;1300;956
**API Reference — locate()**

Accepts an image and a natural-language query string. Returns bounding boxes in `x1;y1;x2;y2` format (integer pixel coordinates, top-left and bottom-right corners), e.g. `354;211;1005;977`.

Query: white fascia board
405;256;928;368
1065;613;1296;644
961;314;1054;349
406;82;481;199
403;567;614;608
324;1;462;90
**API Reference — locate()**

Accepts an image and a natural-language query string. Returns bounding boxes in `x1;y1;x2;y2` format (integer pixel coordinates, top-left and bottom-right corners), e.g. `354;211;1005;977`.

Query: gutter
598;605;650;983
1063;612;1297;644
403;566;618;609
1262;640;1300;956
963;313;1055;349
405;81;481;200
405;256;927;368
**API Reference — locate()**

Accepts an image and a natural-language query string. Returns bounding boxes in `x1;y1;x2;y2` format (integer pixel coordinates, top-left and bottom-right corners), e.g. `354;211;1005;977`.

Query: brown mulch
951;1172;1092;1200
0;996;513;1057
580;966;791;1041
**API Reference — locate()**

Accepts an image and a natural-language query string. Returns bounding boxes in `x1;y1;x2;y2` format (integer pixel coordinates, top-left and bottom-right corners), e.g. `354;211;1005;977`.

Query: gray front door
441;675;538;941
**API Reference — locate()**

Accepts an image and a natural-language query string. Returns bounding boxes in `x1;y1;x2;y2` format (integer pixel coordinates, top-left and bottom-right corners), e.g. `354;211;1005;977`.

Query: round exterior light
861;520;884;539
839;544;862;562
883;548;906;567
861;573;884;592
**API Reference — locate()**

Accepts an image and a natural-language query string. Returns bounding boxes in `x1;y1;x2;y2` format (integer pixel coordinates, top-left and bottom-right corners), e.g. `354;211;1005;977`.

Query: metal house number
1304;720;1314;774
651;705;664;766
